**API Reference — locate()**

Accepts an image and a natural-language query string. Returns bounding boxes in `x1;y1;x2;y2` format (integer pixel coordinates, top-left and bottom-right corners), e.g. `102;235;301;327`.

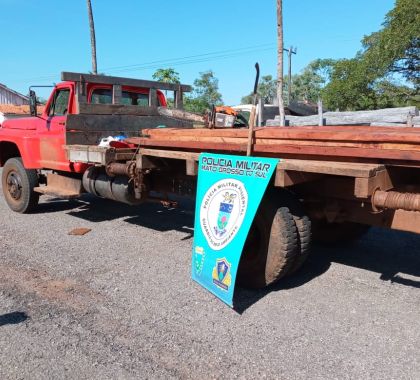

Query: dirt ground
1;178;419;379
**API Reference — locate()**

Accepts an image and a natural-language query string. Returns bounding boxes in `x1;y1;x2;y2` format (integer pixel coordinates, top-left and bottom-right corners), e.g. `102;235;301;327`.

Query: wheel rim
6;170;23;201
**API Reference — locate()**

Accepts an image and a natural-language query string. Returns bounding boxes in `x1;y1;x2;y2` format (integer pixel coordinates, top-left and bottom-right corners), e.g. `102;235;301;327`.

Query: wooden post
277;0;285;125
407;112;414;128
175;85;183;109
149;89;157;107
318;98;323;126
112;84;122;105
75;82;87;114
257;96;263;126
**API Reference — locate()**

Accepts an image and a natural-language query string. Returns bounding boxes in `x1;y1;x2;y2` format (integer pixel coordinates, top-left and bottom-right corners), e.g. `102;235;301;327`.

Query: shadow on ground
0;312;29;327
234;227;420;312
38;195;195;237
36;196;420;312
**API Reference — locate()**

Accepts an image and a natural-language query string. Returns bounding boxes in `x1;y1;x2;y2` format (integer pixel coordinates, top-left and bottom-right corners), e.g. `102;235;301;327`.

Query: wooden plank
131;138;246;152
277;106;419;126
62;72;192;92
66;114;193;133
138;148;200;161
128;137;420;162
134;134;420;151
254;143;420;162
277;159;384;178
141;126;420;144
66;130;140;146
78;103;160;116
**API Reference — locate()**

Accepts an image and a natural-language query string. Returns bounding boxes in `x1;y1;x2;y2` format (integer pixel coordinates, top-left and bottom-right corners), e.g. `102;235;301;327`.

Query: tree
184;71;223;114
86;0;97;74
286;59;336;103
361;0;420;85
276;0;285;124
241;75;277;104
152;68;180;103
322;0;419;110
152;68;180;84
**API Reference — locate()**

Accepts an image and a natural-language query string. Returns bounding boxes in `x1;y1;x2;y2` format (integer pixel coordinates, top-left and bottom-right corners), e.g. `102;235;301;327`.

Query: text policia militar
201;157;271;178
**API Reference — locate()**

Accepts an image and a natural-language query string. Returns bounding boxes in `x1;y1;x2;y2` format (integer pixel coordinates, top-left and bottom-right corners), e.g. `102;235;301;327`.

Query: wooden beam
275;169;323;187
138;148;200;161
354;169;393;198
78;103;159;116
277;159;384;178
186;160;198;176
62;72;192;92
66;114;193;133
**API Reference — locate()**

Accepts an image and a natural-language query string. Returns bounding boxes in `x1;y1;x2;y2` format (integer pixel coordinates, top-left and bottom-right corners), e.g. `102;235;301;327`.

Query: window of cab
90;88;161;106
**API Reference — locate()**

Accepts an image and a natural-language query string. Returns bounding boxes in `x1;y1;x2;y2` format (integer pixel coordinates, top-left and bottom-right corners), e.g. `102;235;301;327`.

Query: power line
18;43;276;83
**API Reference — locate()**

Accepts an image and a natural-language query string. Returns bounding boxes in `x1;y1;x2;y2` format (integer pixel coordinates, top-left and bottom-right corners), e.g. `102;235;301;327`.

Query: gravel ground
0;171;420;379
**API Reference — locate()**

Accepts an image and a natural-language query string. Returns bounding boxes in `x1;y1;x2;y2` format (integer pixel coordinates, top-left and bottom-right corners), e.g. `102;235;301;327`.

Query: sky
0;0;396;105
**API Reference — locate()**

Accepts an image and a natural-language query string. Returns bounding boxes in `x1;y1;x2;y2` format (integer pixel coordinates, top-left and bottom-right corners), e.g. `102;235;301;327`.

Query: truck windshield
91;88;157;106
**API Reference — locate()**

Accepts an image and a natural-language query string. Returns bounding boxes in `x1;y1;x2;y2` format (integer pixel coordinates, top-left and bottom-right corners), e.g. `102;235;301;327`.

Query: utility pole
276;0;285;125
284;46;297;105
86;0;97;74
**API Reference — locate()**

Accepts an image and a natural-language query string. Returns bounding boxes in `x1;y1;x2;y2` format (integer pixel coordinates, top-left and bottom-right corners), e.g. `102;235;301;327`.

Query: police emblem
212;258;232;291
214;192;236;237
200;179;248;250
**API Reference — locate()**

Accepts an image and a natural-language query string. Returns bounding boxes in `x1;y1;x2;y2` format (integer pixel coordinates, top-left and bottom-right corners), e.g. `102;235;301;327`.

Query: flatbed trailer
64;123;420;288
2;72;419;290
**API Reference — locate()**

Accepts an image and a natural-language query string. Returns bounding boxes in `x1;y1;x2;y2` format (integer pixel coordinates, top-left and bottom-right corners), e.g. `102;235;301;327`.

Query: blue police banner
192;153;279;306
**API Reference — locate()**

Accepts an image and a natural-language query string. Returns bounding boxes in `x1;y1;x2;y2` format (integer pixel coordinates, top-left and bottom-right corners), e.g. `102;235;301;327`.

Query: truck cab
0;71;192;212
0;79;167;173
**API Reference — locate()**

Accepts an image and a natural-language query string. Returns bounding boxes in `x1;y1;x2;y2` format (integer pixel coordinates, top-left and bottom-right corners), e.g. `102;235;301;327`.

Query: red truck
1;72;419;289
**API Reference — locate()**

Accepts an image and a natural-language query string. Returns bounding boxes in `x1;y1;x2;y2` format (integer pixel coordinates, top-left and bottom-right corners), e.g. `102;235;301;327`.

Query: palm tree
277;0;285;124
87;0;97;74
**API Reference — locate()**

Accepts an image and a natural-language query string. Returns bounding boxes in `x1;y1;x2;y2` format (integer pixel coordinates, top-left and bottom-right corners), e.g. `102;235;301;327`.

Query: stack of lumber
0;104;45;115
125;126;420;163
265;106;420;127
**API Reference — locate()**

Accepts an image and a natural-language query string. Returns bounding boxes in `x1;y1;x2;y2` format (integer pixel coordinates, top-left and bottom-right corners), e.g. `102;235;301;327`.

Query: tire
2;157;39;213
312;220;370;244
237;195;299;289
276;190;312;275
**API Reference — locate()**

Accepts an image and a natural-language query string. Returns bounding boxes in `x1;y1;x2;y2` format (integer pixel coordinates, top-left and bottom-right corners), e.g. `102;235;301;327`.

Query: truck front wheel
237;199;299;289
2;158;39;213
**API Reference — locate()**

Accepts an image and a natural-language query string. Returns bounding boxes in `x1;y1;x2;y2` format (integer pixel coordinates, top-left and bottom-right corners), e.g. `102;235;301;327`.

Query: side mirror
29;90;37;116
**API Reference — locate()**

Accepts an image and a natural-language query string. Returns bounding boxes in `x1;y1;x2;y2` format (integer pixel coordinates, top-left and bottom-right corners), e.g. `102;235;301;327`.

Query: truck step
34;186;81;199
34;173;83;199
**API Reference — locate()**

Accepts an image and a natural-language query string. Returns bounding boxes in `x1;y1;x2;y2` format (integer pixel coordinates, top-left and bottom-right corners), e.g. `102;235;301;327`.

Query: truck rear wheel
237;197;299;289
2;158;39;213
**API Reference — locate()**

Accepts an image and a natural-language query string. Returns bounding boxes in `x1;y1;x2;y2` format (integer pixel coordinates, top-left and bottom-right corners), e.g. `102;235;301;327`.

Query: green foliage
152;68;180;84
184;71;223;114
288;59;336;103
322;0;420;110
241;75;277;104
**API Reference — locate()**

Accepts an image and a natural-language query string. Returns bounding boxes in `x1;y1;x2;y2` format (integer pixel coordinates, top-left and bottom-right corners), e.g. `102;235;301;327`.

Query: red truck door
38;85;72;171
